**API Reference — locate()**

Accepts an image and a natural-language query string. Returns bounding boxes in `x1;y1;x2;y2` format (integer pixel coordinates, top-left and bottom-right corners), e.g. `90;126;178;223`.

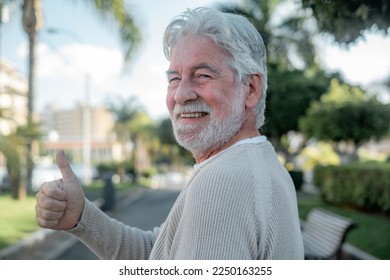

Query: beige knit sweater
69;140;304;259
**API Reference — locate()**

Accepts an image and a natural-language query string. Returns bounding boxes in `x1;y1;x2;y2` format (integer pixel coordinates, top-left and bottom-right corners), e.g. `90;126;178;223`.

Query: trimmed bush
313;163;390;213
96;161;135;178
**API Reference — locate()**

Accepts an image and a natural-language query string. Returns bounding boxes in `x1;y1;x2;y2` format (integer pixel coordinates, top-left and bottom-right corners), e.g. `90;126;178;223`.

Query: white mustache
173;101;212;115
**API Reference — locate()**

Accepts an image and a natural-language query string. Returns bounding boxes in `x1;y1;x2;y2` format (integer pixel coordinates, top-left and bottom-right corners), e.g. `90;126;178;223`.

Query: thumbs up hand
35;150;85;230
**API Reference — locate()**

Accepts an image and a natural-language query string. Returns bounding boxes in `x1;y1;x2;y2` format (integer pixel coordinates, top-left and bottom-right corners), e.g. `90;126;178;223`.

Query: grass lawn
0;195;38;250
297;192;390;260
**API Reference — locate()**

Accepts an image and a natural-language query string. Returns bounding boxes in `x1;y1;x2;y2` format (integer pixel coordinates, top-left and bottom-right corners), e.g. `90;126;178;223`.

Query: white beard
172;89;246;154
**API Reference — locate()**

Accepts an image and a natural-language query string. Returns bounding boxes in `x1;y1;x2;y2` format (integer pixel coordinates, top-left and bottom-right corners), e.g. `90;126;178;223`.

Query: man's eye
168;77;181;83
197;74;212;79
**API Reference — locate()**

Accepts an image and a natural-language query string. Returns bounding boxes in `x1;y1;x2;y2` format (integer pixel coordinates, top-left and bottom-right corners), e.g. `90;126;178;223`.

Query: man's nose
174;77;198;105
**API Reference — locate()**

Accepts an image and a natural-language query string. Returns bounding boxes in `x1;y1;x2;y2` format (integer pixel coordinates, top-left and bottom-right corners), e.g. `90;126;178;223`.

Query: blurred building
0;60;28;135
40;104;122;164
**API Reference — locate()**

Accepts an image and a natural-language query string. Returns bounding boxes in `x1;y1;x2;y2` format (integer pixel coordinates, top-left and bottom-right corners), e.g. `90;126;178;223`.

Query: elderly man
35;7;304;260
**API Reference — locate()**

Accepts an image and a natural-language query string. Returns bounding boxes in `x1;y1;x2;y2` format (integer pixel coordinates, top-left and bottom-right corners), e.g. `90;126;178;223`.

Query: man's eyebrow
193;63;218;73
166;69;178;76
166;63;219;76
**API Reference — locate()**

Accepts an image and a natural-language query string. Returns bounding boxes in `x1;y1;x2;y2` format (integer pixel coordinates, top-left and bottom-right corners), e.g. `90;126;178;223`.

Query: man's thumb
56;150;76;180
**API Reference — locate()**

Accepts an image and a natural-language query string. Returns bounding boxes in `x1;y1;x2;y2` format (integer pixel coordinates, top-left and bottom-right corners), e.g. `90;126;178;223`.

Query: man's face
166;35;246;157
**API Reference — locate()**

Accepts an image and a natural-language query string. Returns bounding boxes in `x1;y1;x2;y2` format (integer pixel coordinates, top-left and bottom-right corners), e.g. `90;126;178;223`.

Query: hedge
313;162;390;213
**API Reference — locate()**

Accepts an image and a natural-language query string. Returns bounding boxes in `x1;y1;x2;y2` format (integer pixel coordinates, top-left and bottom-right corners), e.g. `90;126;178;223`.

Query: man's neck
193;130;261;164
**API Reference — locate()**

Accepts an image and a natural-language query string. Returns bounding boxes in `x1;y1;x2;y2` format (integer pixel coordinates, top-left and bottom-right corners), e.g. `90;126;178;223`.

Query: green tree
156;118;193;166
0;119;41;199
3;0;142;198
301;0;390;44
217;0;317;69
0;136;21;198
128;111;157;178
262;62;334;162
0;120;42;199
300;79;390;163
15;120;42;198
106;95;142;156
106;95;157;180
217;0;336;167
157;118;176;147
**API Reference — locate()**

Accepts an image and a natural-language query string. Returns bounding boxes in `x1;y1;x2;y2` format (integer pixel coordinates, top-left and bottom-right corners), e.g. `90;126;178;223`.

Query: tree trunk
22;0;43;197
25;33;35;194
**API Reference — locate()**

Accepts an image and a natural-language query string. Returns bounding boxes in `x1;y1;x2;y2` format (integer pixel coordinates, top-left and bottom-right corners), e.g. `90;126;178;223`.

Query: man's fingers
35;189;67;229
39;180;67;201
36;181;67;213
36;216;60;229
35;205;65;221
56;149;77;180
36;193;67;211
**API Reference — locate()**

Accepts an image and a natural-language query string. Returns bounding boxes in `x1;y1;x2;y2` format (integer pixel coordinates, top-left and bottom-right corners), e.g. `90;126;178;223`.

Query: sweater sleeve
67;199;160;260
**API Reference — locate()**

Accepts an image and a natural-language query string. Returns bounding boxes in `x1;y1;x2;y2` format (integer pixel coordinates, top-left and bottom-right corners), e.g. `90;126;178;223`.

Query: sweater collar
193;135;267;170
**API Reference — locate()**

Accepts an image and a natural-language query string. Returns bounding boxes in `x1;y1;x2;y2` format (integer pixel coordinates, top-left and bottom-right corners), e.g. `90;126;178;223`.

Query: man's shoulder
198;141;272;175
189;148;264;199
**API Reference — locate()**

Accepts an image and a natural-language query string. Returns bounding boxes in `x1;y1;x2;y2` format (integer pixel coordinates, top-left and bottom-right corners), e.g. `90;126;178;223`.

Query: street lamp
46;27;92;185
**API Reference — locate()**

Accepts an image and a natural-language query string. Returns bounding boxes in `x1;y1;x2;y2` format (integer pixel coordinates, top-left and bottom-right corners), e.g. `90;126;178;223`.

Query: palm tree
106;95;152;180
106;95;143;158
4;0;142;198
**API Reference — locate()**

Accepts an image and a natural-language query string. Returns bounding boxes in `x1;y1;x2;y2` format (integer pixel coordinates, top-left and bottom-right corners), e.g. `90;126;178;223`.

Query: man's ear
245;74;262;109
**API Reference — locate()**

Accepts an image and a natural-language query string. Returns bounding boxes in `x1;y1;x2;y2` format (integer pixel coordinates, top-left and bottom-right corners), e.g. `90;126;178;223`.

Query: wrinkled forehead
169;34;233;69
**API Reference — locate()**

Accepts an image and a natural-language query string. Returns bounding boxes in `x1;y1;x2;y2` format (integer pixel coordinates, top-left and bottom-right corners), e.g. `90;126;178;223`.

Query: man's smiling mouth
180;112;208;118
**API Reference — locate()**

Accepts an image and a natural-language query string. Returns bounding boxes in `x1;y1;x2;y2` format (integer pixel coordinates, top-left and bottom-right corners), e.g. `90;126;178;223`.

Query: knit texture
69;140;304;259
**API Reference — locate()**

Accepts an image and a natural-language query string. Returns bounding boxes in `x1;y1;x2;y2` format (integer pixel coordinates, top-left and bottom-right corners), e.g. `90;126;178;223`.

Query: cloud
35;41;169;119
37;43;123;81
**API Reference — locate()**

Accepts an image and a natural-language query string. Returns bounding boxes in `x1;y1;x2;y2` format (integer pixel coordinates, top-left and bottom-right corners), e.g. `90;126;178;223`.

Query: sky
1;0;390;120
